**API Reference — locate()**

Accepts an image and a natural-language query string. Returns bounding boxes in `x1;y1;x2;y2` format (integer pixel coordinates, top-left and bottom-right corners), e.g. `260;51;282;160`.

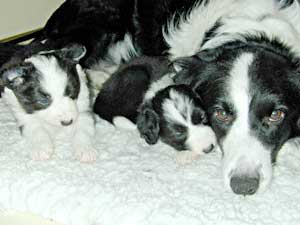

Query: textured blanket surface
0;98;300;225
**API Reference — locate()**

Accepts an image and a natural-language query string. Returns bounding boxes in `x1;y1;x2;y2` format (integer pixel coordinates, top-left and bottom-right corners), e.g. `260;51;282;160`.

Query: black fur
37;0;206;68
93;56;170;123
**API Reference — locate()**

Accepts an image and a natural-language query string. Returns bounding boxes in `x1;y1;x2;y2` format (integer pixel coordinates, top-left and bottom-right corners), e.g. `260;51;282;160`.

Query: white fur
72;65;97;162
2;57;96;162
113;116;137;130
202;15;300;55
222;53;272;193
164;0;278;59
279;0;300;35
143;73;175;101
163;89;216;161
163;0;300;59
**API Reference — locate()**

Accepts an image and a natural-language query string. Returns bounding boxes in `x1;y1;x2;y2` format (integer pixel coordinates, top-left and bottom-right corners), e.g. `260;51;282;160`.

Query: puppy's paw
31;146;54;161
176;151;200;166
74;146;97;163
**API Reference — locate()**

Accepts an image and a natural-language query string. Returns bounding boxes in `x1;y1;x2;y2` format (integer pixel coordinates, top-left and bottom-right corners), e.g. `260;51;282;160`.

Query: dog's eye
10;77;24;87
215;109;232;123
268;110;285;124
37;94;52;107
173;125;186;139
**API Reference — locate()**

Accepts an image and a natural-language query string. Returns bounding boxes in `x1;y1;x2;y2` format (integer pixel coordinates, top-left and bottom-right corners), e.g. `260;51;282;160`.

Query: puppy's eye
174;130;184;136
267;110;285;124
37;94;51;107
10;77;24;87
215;109;232;123
173;125;186;139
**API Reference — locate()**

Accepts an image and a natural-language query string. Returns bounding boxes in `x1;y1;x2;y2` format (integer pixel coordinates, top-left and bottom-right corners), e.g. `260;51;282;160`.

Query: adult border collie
39;0;300;195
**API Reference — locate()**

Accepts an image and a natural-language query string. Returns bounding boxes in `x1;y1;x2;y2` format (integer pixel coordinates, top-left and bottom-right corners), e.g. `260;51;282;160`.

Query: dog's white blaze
163;89;216;155
26;56;67;98
222;52;272;193
163;89;194;125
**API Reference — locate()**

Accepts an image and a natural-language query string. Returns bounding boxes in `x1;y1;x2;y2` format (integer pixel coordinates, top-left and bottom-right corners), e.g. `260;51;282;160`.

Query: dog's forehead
25;54;69;96
194;45;299;109
161;88;197;125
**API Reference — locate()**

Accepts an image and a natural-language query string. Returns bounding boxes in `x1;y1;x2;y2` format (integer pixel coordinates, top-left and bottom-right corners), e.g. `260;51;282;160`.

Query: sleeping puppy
93;56;172;124
0;43;97;162
137;84;216;164
93;56;216;164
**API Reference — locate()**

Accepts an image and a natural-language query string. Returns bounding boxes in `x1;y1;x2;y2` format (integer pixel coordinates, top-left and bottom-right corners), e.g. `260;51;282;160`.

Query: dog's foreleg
72;112;97;163
21;118;55;160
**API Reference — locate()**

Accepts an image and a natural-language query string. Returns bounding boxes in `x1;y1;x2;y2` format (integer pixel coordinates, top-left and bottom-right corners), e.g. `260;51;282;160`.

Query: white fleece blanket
0;98;300;225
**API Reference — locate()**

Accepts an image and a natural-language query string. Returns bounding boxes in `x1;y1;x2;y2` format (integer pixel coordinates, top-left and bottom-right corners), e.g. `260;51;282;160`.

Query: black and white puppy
137;84;216;165
94;57;216;163
0;43;97;162
93;56;172;124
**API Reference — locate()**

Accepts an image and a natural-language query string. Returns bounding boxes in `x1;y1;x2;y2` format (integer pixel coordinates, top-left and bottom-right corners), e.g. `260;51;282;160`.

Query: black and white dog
94;56;216;164
0;43;97;162
40;0;300;194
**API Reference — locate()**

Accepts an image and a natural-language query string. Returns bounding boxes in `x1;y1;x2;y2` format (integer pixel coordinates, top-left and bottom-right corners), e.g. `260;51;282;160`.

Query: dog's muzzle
230;173;260;196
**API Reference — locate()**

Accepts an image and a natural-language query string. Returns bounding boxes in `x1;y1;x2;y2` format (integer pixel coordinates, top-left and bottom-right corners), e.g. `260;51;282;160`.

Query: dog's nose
61;119;73;126
230;174;260;196
203;144;214;153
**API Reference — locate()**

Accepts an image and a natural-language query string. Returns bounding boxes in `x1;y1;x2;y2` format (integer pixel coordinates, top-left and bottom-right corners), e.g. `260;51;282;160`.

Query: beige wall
0;0;65;39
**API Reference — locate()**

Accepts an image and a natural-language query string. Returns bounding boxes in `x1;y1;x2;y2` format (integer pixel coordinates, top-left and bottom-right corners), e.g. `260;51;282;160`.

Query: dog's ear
136;104;160;145
0;63;33;89
172;48;221;72
58;43;86;61
172;56;201;86
39;43;86;62
195;47;225;62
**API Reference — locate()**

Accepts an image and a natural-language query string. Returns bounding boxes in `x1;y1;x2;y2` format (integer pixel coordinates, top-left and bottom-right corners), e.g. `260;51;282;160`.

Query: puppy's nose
61;119;73;126
203;144;214;153
230;174;260;196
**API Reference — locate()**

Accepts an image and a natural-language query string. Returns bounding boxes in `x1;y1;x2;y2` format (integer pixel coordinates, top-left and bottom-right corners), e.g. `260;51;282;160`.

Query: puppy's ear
0;63;33;89
58;43;86;61
136;104;160;145
172;47;221;72
172;56;200;86
39;43;87;62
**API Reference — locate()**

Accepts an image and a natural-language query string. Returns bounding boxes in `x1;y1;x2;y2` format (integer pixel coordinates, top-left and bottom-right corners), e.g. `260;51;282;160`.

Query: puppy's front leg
72;112;97;163
176;150;200;166
22;119;55;161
